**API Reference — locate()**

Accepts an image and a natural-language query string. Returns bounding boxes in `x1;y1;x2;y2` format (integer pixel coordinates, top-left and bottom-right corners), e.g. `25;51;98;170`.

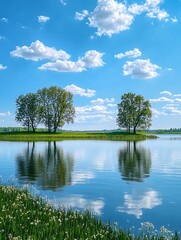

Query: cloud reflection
117;190;162;218
49;195;104;215
72;171;95;185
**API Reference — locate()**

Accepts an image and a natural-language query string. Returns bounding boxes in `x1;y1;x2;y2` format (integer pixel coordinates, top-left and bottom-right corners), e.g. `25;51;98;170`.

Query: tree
15;93;40;132
37;86;75;133
117;93;152;134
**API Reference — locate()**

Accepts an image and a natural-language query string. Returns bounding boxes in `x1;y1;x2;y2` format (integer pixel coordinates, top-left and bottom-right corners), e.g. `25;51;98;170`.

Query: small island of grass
0;130;157;142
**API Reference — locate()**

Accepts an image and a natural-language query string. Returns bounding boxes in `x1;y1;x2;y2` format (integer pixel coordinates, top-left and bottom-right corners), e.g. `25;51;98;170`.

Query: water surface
0;136;181;232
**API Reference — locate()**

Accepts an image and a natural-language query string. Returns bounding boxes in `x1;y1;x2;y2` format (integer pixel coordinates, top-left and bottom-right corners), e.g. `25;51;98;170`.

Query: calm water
0;135;181;232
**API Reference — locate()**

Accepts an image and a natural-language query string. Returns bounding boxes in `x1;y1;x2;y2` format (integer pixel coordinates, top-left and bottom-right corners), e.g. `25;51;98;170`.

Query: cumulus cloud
39;50;105;72
175;98;181;103
75;0;175;37
75;103;115;124
0;64;7;70
76;114;113;123
10;40;70;61
123;59;161;79
151;91;181;117
38;15;50;23
75;105;108;114
115;48;142;59
91;98;115;105
87;0;134;37
11;41;104;73
160;91;172;96
150;97;174;103
162;105;181;115
64;84;96;97
75;10;89;21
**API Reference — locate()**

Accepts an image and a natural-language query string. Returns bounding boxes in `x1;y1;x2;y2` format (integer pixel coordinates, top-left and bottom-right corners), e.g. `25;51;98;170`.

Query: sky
0;0;181;130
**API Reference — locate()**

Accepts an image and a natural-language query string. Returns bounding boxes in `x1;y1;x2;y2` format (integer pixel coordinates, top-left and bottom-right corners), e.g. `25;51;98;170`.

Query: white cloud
171;17;178;23
117;190;162;218
160;91;172;96
115;48;142;59
10;40;70;61
150;97;174;103
91;98;115;105
75;10;89;21
107;103;117;107
39;60;85;72
162;105;181;115
175;98;181;103
75;105;108;114
0;64;7;70
38;15;50;23
75;103;115;123
78;0;134;37
75;0;174;37
79;50;105;68
76;114;113;123
174;94;181;97
60;0;67;6
64;84;96;97
129;0;170;21
123;59;161;79
39;50;105;72
1;18;8;23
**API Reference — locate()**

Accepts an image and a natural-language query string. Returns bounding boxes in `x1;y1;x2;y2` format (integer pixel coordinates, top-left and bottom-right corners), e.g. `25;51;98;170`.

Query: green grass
0;131;157;142
0;185;179;240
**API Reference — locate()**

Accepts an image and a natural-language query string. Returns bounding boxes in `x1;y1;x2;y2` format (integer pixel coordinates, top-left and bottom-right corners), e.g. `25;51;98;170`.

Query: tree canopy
15;86;75;133
117;93;152;134
15;93;40;132
38;86;75;133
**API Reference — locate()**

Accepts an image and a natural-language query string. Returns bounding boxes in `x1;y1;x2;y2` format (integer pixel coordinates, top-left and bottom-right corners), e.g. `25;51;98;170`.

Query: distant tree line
15;86;75;133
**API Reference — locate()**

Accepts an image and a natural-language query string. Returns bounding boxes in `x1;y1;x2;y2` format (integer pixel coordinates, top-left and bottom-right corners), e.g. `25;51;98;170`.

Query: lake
0;135;181;233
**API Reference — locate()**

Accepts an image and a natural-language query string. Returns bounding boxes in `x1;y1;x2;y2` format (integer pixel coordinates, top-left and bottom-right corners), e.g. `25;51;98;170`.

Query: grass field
0;185;179;240
0;131;157;142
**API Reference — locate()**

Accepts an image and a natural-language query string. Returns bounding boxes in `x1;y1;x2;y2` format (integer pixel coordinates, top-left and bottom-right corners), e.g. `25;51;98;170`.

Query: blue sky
0;0;181;130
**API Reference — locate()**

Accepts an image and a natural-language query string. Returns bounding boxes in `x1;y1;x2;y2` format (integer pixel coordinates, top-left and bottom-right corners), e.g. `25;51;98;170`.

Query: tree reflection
118;142;151;182
16;142;74;190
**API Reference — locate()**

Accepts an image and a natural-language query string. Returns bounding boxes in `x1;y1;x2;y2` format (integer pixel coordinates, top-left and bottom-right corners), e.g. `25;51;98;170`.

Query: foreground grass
0;131;157;142
0;185;179;240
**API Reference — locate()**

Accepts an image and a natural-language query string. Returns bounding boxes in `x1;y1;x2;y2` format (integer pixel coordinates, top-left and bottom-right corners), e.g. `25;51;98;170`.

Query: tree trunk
133;126;136;134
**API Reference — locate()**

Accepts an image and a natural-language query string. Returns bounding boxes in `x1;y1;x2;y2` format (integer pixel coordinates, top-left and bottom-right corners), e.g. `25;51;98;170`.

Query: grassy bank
0;131;157;142
0;185;179;240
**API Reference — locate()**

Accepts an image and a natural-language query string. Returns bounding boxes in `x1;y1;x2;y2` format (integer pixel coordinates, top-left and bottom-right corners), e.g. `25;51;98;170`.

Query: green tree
15;93;40;132
117;93;152;134
37;86;75;132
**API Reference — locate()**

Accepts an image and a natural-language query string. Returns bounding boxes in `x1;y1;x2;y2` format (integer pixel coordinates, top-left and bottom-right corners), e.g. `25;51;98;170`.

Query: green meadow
0;131;157;142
